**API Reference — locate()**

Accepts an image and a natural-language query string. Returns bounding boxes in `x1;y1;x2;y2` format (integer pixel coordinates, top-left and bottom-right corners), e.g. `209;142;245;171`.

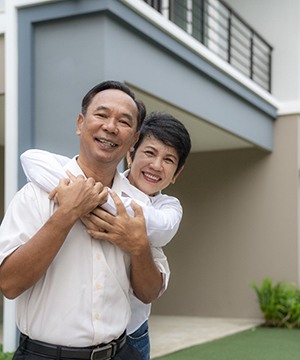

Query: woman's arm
21;149;182;248
21;149;69;191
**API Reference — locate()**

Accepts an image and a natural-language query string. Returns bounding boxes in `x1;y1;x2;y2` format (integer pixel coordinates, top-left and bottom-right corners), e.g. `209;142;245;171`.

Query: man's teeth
98;139;116;147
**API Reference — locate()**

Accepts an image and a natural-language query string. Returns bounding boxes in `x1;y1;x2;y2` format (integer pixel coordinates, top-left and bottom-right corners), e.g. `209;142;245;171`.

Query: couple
0;80;191;360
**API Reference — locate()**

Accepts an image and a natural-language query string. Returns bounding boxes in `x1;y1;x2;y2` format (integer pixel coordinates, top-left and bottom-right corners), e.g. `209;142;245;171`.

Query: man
0;81;168;360
20;111;192;360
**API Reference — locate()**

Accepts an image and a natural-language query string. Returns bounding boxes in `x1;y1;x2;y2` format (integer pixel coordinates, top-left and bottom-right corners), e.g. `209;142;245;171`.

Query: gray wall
153;114;299;318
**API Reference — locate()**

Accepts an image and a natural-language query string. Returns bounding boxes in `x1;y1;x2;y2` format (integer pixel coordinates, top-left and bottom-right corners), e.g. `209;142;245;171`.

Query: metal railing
144;0;273;92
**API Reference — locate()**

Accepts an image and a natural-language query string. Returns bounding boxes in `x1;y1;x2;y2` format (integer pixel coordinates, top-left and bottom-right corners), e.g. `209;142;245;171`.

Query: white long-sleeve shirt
0;157;169;345
20;149;183;333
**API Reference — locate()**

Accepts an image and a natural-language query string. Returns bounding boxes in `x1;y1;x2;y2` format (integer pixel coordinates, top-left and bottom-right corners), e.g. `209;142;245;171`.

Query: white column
3;0;18;352
3;299;17;352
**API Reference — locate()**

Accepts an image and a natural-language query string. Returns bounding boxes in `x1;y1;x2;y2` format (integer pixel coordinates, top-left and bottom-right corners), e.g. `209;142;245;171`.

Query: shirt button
96;253;101;260
95;283;101;290
95;313;100;320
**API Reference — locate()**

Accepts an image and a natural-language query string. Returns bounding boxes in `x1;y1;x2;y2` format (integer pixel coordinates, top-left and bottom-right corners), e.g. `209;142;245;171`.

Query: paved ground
149;315;263;359
0;316;263;358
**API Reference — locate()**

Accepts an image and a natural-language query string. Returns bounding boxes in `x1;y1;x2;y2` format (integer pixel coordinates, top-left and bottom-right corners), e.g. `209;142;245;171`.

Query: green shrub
0;345;13;360
251;277;300;329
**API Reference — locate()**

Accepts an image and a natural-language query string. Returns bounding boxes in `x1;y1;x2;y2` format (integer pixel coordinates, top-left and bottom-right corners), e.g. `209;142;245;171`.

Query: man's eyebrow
95;106;134;121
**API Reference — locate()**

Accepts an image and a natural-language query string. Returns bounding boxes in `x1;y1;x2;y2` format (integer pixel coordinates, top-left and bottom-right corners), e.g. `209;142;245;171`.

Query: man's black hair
81;80;146;130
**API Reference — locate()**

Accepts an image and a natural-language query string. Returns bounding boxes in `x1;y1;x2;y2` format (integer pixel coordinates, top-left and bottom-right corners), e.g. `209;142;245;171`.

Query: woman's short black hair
130;111;191;175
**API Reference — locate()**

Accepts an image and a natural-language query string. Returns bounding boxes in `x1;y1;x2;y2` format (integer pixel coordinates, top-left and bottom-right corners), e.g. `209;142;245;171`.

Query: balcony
144;0;273;93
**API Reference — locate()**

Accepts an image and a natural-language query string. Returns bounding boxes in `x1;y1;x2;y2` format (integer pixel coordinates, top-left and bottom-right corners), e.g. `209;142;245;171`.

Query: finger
86;177;96;185
94;182;105;193
98;187;108;205
130;200;144;217
109;191;126;215
48;188;57;200
87;229;109;240
66;170;77;182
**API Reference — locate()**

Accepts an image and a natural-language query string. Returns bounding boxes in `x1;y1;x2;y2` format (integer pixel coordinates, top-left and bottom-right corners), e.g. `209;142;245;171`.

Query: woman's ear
171;165;185;184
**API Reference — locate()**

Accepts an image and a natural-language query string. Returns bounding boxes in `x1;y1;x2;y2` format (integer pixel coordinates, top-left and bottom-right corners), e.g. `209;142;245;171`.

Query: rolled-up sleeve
151;246;170;297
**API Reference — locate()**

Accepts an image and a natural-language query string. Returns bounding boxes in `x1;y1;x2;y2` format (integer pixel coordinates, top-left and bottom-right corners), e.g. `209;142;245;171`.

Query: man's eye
119;119;131;127
96;113;107;118
165;158;175;164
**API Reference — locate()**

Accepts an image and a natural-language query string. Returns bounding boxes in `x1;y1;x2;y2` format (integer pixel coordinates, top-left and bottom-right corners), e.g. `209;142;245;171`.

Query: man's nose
103;118;118;134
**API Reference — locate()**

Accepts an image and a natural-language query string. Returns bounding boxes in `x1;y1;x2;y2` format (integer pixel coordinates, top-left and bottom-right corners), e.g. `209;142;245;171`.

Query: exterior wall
226;0;300;102
153;114;300;318
3;1;299;344
17;1;276;187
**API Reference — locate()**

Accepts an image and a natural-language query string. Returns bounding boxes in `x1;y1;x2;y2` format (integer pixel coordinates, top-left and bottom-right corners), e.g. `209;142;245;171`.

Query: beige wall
153;114;300;319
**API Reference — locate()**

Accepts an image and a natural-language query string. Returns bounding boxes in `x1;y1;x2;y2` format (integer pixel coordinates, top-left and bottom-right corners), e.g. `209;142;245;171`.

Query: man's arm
21;149;182;248
0;176;105;299
86;191;164;304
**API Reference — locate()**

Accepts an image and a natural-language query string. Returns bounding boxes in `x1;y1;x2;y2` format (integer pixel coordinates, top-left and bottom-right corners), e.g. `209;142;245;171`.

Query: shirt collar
113;170;151;205
63;156;85;177
63;157;154;205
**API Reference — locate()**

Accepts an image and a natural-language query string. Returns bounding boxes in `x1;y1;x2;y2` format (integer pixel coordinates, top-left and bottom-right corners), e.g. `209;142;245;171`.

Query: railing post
227;9;232;64
146;0;273;93
250;34;254;80
268;49;272;92
200;0;205;44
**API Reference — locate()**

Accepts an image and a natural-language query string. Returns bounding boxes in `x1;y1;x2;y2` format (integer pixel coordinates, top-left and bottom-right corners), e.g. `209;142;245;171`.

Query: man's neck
76;156;116;188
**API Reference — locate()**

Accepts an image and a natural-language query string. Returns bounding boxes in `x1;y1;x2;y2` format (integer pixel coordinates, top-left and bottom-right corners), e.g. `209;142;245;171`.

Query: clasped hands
49;171;147;254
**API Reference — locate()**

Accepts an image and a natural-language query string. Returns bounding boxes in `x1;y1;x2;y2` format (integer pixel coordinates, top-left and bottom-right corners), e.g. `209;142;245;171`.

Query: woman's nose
150;157;163;170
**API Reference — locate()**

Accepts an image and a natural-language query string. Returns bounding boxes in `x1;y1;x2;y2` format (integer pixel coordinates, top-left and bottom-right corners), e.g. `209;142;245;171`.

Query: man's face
77;89;139;169
128;134;183;196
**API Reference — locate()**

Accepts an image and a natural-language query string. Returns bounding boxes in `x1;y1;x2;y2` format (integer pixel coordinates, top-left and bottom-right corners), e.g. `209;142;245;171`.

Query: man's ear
76;114;84;136
171;165;185;184
126;151;132;168
129;132;139;153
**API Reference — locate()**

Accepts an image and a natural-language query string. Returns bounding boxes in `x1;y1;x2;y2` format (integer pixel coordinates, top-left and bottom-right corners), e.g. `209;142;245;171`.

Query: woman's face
128;135;183;196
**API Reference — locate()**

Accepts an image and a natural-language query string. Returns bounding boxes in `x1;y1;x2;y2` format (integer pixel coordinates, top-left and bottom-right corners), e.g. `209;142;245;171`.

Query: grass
0;345;13;360
154;327;300;360
2;328;300;360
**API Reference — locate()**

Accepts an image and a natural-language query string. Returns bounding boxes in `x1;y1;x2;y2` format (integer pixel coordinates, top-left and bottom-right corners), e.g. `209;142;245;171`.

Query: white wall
226;0;300;102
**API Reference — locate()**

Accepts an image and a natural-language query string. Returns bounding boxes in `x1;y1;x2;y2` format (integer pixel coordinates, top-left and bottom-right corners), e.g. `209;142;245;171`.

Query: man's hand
49;171;108;220
86;191;148;254
0;173;107;299
86;191;163;304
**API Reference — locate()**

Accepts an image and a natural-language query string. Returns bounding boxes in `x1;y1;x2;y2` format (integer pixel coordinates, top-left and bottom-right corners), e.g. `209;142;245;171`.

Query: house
0;0;299;352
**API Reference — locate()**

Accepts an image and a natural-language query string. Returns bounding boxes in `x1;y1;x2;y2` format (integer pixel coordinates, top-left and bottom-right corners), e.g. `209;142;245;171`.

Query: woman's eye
144;151;154;157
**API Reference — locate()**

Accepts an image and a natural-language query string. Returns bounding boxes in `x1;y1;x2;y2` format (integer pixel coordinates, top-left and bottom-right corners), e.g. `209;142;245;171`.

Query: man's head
81;81;146;131
127;111;191;195
76;81;146;179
